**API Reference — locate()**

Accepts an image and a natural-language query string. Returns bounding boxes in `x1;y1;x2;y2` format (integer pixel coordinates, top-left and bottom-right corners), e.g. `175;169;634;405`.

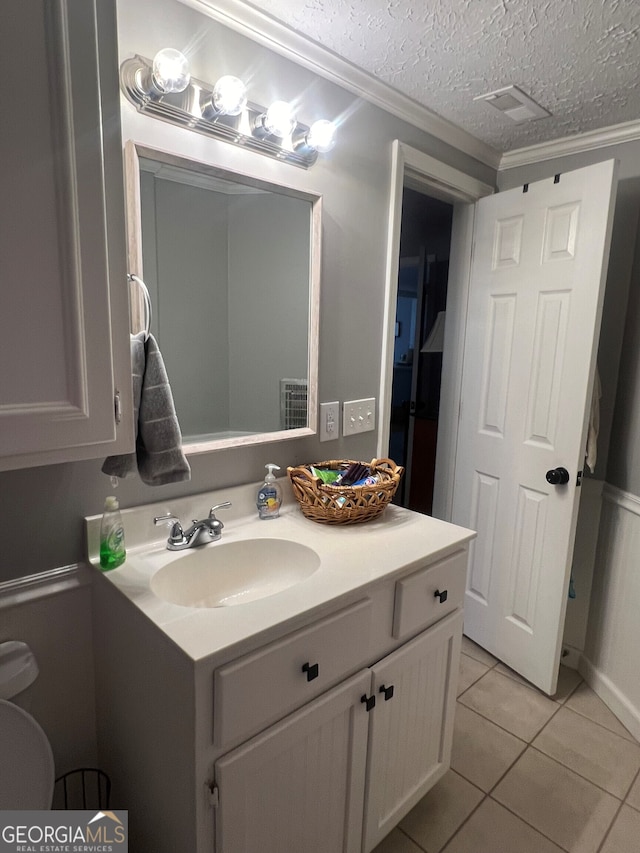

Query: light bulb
307;119;337;153
152;48;190;94
212;76;248;116
264;101;297;138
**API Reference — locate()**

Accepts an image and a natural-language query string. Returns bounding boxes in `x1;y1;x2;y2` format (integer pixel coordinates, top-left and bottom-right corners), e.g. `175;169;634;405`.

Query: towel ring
128;274;152;341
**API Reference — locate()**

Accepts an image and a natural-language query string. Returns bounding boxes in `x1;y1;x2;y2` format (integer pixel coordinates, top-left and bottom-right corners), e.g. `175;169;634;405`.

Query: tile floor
373;636;640;853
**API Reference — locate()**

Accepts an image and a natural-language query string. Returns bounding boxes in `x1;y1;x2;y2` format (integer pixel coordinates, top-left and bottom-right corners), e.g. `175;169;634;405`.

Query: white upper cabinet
0;0;133;471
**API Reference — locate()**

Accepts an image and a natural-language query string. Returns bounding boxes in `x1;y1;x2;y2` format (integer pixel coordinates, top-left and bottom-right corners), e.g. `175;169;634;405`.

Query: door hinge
207;781;219;808
114;391;122;425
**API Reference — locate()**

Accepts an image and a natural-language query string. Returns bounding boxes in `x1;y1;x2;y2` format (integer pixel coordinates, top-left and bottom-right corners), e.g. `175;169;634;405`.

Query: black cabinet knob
379;684;394;701
434;589;448;604
301;662;319;682
546;467;570;485
361;693;376;712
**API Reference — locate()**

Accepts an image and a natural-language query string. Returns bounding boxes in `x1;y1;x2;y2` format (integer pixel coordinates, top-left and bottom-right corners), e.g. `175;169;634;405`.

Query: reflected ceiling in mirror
124;141;320;453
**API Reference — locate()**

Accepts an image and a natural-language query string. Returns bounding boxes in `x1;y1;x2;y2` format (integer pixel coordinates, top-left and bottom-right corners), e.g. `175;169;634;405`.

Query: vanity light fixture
151;48;191;94
304;120;338;154
210;75;247;116
256;100;297;138
120;51;337;168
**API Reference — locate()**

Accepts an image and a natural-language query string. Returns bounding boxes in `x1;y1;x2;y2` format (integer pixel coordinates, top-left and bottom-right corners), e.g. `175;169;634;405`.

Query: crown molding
177;0;502;170
500;119;640;171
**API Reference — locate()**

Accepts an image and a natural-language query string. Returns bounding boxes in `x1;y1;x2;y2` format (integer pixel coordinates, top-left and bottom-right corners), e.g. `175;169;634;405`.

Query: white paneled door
452;161;618;694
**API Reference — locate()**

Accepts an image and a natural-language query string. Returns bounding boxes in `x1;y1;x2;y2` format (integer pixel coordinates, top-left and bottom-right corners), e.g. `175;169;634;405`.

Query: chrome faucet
154;502;232;551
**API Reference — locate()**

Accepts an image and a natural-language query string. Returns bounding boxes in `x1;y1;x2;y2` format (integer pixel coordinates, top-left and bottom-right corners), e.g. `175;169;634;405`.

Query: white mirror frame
123;139;321;454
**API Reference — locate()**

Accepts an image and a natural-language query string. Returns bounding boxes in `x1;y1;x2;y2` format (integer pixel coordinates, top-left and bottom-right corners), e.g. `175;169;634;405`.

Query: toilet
0;640;55;809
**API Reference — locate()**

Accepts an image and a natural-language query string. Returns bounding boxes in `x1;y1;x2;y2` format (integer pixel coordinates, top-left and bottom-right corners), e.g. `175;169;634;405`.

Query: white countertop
86;480;475;663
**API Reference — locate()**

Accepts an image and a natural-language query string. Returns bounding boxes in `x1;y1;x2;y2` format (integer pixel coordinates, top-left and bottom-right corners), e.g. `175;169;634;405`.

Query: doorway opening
389;188;453;514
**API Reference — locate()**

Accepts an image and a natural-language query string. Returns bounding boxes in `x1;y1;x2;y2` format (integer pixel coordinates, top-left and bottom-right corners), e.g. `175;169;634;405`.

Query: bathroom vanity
88;483;474;853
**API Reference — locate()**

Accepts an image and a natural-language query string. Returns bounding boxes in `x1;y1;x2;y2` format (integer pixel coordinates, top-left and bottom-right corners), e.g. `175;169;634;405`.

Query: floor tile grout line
526;743;628;801
483;792;574;853
455;652;498;699
548;702;640;756
457;667;640;751
561;700;639;745
399;769;487;853
594;797;626;853
457;684;563;745
493;666;580;703
448;699;624;852
596;765;640;853
454;702;528;744
429;793;487;853
623;764;640;805
449;705;631;852
397;825;428;852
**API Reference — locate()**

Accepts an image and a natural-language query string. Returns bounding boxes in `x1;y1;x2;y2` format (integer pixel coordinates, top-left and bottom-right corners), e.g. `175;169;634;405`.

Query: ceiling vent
474;85;551;123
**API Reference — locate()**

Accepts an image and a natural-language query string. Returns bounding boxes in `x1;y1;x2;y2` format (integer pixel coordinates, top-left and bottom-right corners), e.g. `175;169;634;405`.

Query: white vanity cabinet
209;553;466;853
363;610;462;850
215;670;371;853
0;1;133;470
90;497;474;853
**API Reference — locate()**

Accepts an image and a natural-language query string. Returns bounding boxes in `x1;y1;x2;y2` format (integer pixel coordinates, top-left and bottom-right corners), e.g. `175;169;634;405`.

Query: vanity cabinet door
214;670;370;853
0;1;133;471
362;610;463;853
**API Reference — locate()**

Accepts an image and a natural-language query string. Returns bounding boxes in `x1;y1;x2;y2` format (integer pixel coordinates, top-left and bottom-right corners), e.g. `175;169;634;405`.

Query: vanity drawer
214;598;373;746
392;549;467;640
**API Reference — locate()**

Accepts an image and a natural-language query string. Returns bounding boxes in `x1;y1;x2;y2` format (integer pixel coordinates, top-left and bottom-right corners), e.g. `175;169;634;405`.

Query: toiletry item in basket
257;463;282;519
351;475;380;487
99;496;126;570
335;462;370;486
310;466;340;484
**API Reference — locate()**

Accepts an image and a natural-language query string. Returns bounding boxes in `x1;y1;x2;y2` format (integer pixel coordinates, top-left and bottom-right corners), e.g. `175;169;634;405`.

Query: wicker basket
287;458;404;525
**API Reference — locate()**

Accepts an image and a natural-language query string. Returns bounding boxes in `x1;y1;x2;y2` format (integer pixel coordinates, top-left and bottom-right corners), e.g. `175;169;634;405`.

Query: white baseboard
579;654;640;743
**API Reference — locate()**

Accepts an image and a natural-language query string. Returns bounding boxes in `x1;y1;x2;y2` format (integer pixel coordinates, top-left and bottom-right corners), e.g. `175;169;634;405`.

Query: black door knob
546;467;570;485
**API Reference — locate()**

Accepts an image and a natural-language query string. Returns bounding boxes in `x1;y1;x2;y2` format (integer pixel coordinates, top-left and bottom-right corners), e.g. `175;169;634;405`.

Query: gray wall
0;0;495;583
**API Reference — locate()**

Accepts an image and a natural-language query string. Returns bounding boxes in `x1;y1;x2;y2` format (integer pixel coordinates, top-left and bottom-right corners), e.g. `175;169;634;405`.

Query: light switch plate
343;398;375;436
319;401;340;442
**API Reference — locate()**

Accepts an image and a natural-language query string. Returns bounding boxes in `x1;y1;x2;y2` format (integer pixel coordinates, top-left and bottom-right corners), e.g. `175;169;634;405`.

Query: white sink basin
150;538;321;608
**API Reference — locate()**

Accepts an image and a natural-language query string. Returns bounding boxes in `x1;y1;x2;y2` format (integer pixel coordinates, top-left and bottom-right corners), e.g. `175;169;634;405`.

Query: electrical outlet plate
319;401;339;442
343;398;375;436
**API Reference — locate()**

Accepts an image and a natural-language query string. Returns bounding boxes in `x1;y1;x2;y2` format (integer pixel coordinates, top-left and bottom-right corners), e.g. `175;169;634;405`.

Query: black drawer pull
434;589;448;604
379;684;394;701
301;662;319;681
361;693;376;712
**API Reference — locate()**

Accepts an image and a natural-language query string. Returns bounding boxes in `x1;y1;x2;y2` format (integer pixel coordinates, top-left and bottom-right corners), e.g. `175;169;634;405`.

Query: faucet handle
154;513;184;542
208;501;232;519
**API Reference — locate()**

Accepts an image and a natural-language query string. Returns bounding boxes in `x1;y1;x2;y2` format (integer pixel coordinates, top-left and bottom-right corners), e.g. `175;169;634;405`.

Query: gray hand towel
102;332;191;486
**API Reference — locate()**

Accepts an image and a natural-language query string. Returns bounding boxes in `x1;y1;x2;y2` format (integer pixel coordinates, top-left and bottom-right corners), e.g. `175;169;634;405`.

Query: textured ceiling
242;0;640;153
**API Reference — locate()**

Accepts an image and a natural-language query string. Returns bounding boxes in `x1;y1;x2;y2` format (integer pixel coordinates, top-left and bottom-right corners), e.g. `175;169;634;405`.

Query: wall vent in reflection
280;379;308;430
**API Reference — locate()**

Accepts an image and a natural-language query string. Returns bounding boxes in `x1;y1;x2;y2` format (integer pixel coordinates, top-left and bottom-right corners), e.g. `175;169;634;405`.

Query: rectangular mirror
124;141;320;453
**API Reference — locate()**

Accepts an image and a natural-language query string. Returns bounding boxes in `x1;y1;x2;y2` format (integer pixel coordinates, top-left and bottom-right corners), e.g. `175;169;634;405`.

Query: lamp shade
420;311;446;353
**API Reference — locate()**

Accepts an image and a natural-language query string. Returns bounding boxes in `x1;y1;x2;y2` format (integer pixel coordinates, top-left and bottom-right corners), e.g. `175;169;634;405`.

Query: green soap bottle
99;496;126;571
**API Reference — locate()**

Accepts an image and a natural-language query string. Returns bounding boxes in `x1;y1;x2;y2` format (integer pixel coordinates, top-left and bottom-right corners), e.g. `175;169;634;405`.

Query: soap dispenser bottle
256;464;282;519
99;496;126;570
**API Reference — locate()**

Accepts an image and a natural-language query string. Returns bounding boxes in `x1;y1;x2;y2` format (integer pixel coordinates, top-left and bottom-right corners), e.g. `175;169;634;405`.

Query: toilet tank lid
0;641;39;699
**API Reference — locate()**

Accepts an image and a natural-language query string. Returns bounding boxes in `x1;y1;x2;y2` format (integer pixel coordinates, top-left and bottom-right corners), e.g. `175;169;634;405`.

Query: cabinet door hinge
114;391;122;425
207;781;219;808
